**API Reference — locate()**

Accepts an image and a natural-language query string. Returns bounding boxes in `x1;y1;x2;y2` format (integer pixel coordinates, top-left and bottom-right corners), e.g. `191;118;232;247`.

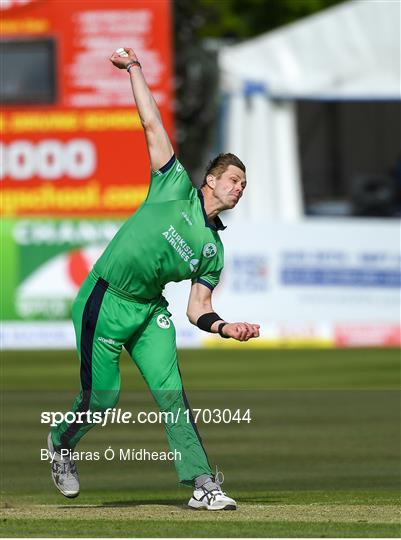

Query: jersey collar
197;189;226;231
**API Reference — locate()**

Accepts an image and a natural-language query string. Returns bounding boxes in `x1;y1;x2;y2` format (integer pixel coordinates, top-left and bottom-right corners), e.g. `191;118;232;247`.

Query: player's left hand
222;322;260;341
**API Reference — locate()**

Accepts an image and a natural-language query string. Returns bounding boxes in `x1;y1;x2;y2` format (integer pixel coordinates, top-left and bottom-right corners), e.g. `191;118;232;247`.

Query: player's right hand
222;322;260;341
109;48;138;69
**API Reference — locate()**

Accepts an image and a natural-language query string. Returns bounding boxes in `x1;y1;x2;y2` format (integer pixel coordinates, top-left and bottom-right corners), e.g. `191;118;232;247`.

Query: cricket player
47;48;260;511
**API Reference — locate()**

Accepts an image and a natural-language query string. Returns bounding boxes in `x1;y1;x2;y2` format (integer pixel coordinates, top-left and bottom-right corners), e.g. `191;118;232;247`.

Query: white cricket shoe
47;433;80;498
188;472;236;511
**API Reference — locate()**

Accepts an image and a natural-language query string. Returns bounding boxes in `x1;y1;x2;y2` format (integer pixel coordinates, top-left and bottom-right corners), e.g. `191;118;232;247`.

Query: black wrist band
197;312;222;333
218;322;229;338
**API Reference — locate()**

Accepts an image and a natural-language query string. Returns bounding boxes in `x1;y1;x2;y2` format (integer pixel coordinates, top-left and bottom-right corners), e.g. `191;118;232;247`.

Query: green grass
1;348;400;537
3;348;400;391
1;489;400;538
2;518;400;538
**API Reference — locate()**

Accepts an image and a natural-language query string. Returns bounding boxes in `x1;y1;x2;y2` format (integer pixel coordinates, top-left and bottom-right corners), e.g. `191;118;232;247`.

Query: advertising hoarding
1;219;399;349
165;219;400;348
1;0;174;217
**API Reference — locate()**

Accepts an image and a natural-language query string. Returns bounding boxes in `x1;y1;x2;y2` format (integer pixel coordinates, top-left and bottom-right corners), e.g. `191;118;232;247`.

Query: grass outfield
2;497;401;538
1;348;400;537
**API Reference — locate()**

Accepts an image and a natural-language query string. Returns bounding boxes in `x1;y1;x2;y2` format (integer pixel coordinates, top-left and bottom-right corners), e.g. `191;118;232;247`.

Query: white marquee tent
218;0;400;222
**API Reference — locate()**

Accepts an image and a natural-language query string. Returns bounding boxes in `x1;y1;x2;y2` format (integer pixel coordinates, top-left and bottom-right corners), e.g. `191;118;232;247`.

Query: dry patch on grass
1;504;400;524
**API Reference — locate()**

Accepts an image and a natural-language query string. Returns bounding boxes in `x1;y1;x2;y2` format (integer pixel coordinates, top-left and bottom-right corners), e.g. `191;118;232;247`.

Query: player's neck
200;186;221;222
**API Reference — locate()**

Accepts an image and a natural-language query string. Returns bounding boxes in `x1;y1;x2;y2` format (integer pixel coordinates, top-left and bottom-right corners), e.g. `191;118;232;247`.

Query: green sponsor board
1;219;122;321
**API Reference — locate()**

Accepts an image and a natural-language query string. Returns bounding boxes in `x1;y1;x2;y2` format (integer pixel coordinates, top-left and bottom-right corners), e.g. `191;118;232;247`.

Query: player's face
213;165;247;210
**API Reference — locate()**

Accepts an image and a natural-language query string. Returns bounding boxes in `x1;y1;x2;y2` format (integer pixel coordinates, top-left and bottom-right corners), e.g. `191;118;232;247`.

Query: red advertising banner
0;0;174;216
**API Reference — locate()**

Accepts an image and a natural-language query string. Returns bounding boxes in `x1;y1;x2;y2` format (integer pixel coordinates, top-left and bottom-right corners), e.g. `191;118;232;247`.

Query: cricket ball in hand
116;48;129;57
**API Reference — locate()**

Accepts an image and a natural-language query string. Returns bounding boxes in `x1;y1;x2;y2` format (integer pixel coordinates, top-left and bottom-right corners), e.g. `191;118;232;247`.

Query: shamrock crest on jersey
157;314;171;329
203;243;217;258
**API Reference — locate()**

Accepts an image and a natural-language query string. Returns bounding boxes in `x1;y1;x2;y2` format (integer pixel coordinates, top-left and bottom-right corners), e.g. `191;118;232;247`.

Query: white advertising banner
1;219;399;349
164;219;400;348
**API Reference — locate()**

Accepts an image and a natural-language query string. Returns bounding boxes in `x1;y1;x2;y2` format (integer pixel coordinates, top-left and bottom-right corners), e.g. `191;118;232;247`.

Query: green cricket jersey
94;155;225;300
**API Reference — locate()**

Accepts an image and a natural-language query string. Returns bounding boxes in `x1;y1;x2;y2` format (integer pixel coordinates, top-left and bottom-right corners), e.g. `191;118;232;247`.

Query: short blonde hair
202;153;246;186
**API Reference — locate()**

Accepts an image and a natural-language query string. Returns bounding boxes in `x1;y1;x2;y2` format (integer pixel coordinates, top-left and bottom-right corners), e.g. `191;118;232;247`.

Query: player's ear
206;174;216;189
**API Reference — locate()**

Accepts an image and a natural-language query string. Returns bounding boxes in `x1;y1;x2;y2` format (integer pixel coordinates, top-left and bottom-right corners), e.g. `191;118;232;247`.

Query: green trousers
51;271;212;486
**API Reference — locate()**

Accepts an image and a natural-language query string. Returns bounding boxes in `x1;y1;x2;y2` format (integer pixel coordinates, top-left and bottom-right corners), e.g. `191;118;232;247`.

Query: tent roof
219;0;400;99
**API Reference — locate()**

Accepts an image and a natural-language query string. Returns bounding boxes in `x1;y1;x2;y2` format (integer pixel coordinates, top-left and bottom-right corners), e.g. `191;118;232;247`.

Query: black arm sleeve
197;312;223;333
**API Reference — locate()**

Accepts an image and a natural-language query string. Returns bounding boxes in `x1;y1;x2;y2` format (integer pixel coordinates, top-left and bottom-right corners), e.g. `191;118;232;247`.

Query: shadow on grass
58;499;186;509
236;496;280;504
57;494;281;509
